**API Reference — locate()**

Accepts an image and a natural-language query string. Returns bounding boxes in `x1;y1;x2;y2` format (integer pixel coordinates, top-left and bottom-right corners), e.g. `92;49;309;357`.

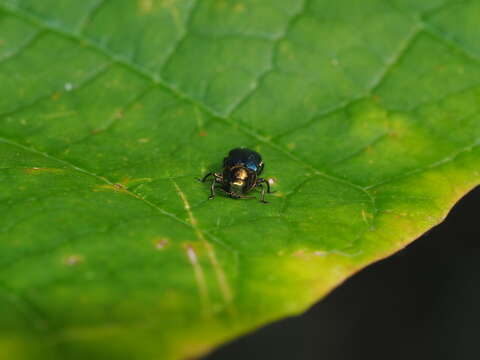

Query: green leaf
0;0;479;359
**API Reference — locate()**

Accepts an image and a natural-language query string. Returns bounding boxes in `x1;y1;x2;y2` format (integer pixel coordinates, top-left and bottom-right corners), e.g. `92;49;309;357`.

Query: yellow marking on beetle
172;180;234;308
183;243;211;316
232;179;244;185
236;168;248;180
24;167;63;175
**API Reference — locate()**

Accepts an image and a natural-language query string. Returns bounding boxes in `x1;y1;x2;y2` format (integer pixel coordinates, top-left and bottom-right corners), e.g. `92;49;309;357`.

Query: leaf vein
171;180;235;309
224;0;309;116
75;0;107;35
0;136;192;230
366;140;480;189
0;28;40;64
0;61;112;120
0;3;376;202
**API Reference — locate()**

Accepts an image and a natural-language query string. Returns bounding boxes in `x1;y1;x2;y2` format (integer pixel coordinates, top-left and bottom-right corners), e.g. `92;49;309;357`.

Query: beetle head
229;167;249;194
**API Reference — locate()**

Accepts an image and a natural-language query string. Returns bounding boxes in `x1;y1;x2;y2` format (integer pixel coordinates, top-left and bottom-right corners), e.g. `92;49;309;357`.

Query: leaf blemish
114;110;124;119
293;249;327;259
64;254;84;266
293;249;306;257
120;177;153;186
361;209;368;224
139;0;154;14
154;238;170;250
93;183;128;193
234;3;246;13
24;167;63;175
183;243;211;314
173;180;234;306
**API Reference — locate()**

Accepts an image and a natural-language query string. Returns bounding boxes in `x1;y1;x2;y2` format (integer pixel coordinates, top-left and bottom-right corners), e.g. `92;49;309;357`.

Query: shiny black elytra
200;148;273;203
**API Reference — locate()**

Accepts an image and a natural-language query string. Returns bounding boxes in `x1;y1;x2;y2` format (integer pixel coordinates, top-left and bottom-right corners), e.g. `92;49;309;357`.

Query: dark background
207;186;480;360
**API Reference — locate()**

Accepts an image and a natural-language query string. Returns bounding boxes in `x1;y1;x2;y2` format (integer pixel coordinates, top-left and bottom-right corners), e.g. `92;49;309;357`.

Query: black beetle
200;148;274;203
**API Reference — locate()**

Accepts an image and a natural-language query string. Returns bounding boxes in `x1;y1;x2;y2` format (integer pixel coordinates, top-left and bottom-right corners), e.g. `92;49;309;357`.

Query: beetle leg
257;183;268;203
208;173;223;199
209;178;218;199
256;178;275;194
199;172;214;183
198;173;222;200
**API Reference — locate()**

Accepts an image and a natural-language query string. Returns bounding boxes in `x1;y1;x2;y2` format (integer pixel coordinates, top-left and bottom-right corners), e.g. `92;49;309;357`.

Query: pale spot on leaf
24;167;63;175
154;238;170;250
234;3;246;13
139;0;154;14
64;254;84;266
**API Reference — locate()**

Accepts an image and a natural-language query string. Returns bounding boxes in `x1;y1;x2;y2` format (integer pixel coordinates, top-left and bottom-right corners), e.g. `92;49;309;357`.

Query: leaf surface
0;1;479;359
